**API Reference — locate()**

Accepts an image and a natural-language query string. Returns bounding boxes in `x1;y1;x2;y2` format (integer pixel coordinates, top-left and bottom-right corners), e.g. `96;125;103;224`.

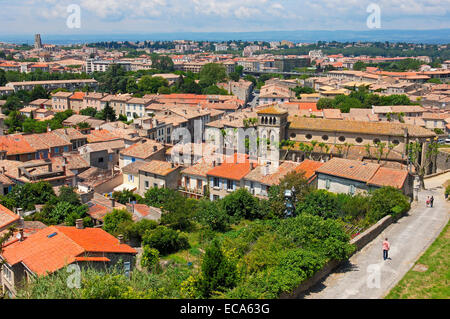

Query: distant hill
1;29;449;45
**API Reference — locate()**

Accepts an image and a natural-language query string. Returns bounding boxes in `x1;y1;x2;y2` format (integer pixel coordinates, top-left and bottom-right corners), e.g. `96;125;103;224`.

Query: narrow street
303;173;450;299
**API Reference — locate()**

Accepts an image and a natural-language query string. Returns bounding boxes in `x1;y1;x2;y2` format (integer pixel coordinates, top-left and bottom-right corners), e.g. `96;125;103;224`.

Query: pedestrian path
303;173;450;299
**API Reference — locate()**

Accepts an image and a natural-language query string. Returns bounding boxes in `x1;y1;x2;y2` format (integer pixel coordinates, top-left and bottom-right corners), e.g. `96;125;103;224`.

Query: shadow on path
298;260;359;298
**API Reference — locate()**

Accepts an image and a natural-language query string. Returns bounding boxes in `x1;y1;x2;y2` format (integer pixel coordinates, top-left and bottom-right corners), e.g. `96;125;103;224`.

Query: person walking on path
430;196;434;208
426;196;430;207
382;238;390;261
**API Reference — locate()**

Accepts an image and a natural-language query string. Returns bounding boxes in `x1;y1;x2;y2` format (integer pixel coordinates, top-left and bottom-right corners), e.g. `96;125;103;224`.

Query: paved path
303;173;450;299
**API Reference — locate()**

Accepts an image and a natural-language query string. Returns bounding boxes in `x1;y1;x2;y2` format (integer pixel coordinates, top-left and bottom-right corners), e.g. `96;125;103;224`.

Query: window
355;137;363;144
3;265;12;283
392;140;400;145
338;136;346;142
213;177;220;188
54;147;59;153
227;179;233;190
305;134;312;140
373;138;381;144
290;133;296;138
145;181;149;189
128;174;134;182
98;157;104;163
64;146;69;152
213;195;220;201
325;179;331;189
322;135;329;141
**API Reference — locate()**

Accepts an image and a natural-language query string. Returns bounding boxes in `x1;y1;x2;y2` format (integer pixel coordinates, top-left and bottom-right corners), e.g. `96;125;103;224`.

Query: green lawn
385;221;450;299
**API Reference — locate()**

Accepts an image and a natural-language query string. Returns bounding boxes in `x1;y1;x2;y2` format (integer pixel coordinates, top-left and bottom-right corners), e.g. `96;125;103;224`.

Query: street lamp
284;186;296;218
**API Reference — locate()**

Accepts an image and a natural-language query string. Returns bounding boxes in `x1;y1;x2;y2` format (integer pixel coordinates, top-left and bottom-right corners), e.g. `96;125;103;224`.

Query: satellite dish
16;233;22;240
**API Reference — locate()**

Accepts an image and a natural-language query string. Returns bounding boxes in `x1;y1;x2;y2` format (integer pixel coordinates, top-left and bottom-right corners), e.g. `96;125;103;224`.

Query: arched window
305;134;312;140
392;140;400;145
338;136;346;142
322;135;329;141
290;133;296;138
355;137;363;144
373;138;381;144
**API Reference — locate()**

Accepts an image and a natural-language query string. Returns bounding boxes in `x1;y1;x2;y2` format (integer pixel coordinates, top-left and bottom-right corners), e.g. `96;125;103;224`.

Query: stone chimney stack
118;234;124;244
75;219;84;229
19;228;24;241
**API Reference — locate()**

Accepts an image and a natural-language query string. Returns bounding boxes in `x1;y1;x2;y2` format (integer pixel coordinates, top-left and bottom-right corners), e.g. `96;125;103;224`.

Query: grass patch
385;221;450;299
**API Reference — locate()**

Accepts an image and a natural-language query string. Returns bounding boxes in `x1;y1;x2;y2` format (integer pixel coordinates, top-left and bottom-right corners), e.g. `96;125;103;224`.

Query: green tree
80;107;97;117
406;140;439;189
0;69;6;86
195;199;231;232
221;188;259;221
103;209;133;235
198;239;238;298
137;75;169;93
150;55;174;71
198;63;227;88
30;85;49;101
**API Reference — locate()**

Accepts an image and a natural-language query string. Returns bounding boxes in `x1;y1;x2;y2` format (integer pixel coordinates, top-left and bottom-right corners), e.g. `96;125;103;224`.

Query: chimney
118;234;124;244
75;219;84;229
171;162;175;168
111;198;116;208
19;228;24;241
213;160;216;167
263;164;269;176
18;217;24;228
1;166;5;173
153;145;157;152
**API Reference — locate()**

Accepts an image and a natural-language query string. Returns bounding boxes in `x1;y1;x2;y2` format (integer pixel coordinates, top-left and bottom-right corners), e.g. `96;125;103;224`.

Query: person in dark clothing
430;196;434;208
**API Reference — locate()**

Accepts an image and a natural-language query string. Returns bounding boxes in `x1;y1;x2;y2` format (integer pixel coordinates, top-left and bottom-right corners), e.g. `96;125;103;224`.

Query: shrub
116;219;158;242
368;187;410;222
141;245;160;272
142;226;189;255
296;189;340;219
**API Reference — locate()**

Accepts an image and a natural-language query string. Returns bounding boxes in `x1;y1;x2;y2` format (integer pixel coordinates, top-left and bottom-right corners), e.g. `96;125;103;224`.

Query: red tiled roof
0;204;19;230
368;167;408;189
295;160;324;181
70;91;85;100
0;135;36;155
316;158;380;183
207;153;253;180
86;129;120;143
74;256;110;262
2;226;136;276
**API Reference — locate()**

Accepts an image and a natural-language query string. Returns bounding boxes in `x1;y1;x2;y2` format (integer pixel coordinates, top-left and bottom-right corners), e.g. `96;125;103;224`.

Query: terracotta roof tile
2;226;136;276
0;204;19;230
295;160;324;180
139;160;179;176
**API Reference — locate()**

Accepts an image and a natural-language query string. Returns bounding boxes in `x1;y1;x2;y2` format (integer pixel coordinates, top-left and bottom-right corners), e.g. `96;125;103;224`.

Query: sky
1;0;449;36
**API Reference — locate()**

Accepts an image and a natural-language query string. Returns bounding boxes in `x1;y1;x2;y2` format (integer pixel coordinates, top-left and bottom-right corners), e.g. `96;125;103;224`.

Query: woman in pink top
383;238;390;260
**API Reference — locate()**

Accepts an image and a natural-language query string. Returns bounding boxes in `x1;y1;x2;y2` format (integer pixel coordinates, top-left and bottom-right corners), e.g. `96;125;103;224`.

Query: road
302;173;450;299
